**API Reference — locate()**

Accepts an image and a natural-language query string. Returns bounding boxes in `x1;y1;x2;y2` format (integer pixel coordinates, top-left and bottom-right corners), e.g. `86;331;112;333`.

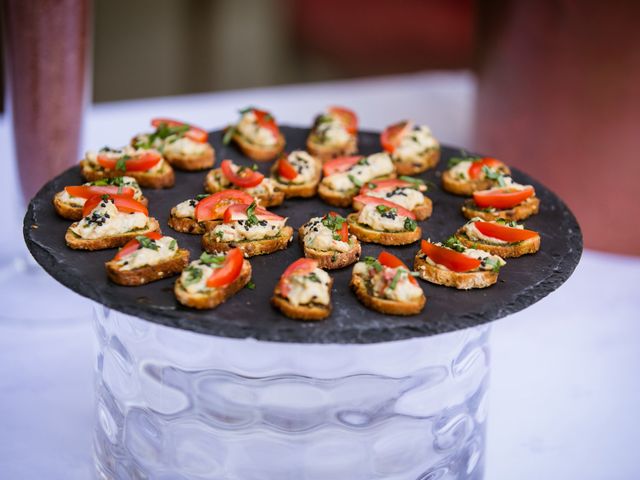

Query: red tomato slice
380;120;413;153
195;190;255;221
222;203;284;223
65;185;135;199
252;108;280;137
421;240;481;273
325;211;349;242
322;155;363;177
206;248;245;288
113;232;163;261
359;178;414;195
474;221;539;242
97;151;161;172
328;106;358;134
221;159;264;188
82;194;149;218
378;251;417;285
468;157;505;180
151;117;208;143
277;155;298;180
352;195;416;220
279;257;319;297
473;186;534;209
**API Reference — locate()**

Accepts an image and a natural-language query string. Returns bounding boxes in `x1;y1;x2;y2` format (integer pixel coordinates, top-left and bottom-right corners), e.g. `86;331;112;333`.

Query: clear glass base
93;306;490;480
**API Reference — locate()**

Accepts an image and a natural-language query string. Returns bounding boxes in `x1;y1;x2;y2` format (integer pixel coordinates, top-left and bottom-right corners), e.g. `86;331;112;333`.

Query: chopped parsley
398;175;426;189
363;256;382;272
307;272;321;283
246;280;256;290
444;236;466;253
483;256;503;273
239;106;255;114
115;155;130;172
168;239;177;250
200;252;226;266
136;235;159;251
182;266;203;286
389;270;404;290
222;125;236;145
404;218;417;231
357;157;370;166
195;193;210;201
482;165;506;186
447;154;481;169
245;201;259;227
322;212;346;239
348;174;362;187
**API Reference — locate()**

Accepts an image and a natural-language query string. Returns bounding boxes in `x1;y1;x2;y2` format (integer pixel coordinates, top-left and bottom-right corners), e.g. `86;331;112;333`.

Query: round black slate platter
24;126;582;344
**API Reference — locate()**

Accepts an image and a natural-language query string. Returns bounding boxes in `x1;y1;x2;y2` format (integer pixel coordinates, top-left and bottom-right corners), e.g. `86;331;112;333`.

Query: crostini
53;176;147;221
354;177;432;221
132;117;215;171
205;159;284;207
269;150;322;198
80;146;175;189
347;195;421;246
414;238;506;289
442;156;511;196
454;218;541;258
223;106;285;161
298;211;361;269
306;106;358;161
168;190;255;235
174;249;252;309
65;194;160;251
202;202;293;257
380;121;440;175
271;258;333;320
461;178;540;221
350;252;425;315
105;232;189;286
318;153;395;207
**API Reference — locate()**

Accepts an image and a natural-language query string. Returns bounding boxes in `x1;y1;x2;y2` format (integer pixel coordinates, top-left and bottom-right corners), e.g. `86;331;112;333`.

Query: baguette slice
346;213;421;246
454;231;541;258
53;191;149;221
318;173;396;207
106;249;190;286
80;160;175;189
306;135;358;162
204;169;285;208
201;226;294;257
393;148;440;176
174;260;252;309
441;165;512;196
164;144;215;171
352;195;433;221
65;218;161;251
413;254;499;290
297;226;361;270
271;276;333;321
350;273;425;315
167;213;219;235
270;157;322;199
232;131;285;161
461;196;540;222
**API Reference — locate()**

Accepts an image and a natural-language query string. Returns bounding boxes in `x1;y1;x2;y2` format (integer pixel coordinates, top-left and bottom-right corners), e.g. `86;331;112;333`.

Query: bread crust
164;144;215;171
105;249;190;286
441;165;513;196
204;169;285;208
318;173;396;207
269;157;322;198
352;195;433;221
413;254;499;289
232;132;285;161
392;148;440;175
271;276;334;321
174;260;252;309
346;213;421;246
350;274;425;315
80;160;175;189
53;191;149;221
167;212;220;235
201;226;293;257
65;217;161;251
461;196;540;222
297;226;361;270
306;135;357;162
454;231;541;258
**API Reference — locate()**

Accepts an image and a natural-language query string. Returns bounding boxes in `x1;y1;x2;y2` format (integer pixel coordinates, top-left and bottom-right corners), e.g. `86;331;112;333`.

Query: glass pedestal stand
93;306;490;480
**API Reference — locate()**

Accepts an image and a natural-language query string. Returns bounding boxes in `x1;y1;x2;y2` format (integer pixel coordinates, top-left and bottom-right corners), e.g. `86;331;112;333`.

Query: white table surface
1;72;638;479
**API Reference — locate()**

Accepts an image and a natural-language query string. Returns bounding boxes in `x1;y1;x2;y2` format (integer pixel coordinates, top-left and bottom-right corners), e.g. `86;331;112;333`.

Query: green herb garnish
245;201;259;227
246;280;256;290
222;125;236;145
482;165;506;186
398;175;426;189
200;252;226;266
115;155;130;171
182;266;203;286
363;256;382;272
168;239;177;250
444;236;466;253
404;218;417;231
389;270;404;290
195;194;210;201
348;174;363;187
135;235;159;251
307;272;321;283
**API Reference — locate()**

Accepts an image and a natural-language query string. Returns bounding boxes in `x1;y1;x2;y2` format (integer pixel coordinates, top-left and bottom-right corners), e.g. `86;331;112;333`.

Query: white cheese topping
393;125;438;162
174;198;198;219
60;176;144;208
313;117;351;146
114;236;178;271
366;187;424;210
322;153;394;192
236;111;278;147
84;146;165;173
58;190;86;207
301;216;352;253
352;261;423;302
357;204;407;232
179;261;216;295
284;268;331;307
163;137;208;156
448;160;473;181
70;199;148;239
211;218;286;242
279;151;317;184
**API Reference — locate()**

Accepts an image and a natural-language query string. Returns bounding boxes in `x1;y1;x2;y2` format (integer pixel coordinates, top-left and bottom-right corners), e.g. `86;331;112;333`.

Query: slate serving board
24;126;582;344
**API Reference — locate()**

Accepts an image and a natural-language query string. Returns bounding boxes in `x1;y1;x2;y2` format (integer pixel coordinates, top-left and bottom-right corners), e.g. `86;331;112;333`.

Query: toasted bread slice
350;273;425;315
297;226;361;270
271;276;334;321
461;196;540;221
441;166;513;196
53;191;149;221
318;173;396;207
393;149;440;176
270;157;322;199
164;144;215;171
174;260;252;309
413;254;499;289
204;169;285;208
232;131;285;161
201;226;294;257
80;160;175;189
306;135;358;162
454;231;541;258
352;196;433;221
65;218;161;251
346;213;421;246
167;213;219;235
105;249;190;286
